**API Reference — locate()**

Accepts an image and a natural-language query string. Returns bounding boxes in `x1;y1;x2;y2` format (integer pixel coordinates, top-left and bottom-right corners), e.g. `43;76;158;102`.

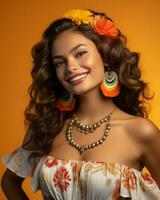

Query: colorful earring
54;93;76;111
100;70;121;97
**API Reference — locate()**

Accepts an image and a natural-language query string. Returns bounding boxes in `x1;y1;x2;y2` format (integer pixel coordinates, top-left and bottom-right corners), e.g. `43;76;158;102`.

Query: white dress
2;147;160;200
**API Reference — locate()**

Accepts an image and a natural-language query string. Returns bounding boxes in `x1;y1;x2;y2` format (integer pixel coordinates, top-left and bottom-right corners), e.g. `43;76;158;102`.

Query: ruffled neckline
44;154;143;173
32;153;160;198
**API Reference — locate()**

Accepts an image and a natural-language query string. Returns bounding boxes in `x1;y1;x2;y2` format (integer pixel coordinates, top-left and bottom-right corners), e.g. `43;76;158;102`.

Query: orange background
0;0;160;199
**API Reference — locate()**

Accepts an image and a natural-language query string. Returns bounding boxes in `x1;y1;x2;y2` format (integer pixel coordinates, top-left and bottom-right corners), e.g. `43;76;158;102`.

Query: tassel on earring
100;70;121;97
54;93;76;111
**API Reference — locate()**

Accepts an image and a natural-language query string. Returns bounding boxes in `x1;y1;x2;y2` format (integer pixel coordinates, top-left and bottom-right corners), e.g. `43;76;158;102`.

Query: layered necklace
65;107;117;154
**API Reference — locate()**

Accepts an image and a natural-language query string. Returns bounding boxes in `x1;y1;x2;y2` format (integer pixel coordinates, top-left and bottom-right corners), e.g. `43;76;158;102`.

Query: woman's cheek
56;68;64;79
82;54;95;67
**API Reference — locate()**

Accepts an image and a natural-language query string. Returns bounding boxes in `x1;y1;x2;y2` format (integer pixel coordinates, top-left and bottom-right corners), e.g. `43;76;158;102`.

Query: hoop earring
100;70;121;97
54;93;76;111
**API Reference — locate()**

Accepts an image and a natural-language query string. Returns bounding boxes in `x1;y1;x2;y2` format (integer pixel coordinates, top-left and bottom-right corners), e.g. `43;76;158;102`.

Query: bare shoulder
123;115;160;143
138;117;159;136
113;108;160;140
130;117;160;188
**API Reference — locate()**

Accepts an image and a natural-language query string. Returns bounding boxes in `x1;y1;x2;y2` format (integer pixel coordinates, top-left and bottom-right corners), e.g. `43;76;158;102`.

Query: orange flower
92;18;118;37
122;168;137;190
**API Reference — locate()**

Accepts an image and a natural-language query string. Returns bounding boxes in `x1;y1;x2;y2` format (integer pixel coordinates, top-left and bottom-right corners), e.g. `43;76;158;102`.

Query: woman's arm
1;169;29;200
1;125;38;199
139;118;160;189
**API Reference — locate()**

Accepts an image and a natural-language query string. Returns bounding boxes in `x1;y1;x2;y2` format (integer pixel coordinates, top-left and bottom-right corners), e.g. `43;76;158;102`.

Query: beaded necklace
65;107;117;154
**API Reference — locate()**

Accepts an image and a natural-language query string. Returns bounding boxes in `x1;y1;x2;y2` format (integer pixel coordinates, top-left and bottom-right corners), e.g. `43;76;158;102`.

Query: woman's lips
69;72;89;85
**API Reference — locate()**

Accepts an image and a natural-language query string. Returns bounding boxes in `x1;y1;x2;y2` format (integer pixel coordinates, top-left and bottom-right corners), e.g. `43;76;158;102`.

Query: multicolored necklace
65;107;117;154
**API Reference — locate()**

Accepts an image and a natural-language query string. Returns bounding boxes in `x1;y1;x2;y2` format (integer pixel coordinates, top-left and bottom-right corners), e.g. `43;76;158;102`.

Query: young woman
1;9;160;200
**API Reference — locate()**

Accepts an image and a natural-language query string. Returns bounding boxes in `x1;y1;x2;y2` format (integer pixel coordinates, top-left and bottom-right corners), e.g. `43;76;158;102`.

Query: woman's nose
67;58;80;72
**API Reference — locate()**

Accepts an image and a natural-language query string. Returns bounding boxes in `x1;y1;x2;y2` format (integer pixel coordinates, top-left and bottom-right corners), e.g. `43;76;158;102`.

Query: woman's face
51;30;105;95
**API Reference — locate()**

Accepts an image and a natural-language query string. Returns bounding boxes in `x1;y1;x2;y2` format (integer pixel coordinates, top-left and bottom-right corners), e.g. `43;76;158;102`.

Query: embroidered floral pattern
140;171;157;190
53;166;71;191
84;163;94;172
122;168;137;190
104;163;119;176
3;148;160;199
105;178;112;187
44;157;58;168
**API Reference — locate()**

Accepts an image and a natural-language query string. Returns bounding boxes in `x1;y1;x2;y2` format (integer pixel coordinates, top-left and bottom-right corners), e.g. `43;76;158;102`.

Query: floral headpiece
64;9;118;37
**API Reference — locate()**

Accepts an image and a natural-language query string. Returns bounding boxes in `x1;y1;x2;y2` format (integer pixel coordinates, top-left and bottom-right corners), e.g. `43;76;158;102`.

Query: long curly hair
23;10;153;158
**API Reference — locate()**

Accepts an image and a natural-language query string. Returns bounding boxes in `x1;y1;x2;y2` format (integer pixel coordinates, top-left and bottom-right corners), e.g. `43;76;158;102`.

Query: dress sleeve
1;147;37;178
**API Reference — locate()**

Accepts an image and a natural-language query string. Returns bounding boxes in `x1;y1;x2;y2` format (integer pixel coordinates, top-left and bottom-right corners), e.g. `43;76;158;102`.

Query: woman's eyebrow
52;44;87;59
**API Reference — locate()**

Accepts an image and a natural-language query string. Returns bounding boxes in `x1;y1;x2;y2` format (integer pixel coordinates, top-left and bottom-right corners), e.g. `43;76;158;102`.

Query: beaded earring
54;93;76;111
100;70;121;97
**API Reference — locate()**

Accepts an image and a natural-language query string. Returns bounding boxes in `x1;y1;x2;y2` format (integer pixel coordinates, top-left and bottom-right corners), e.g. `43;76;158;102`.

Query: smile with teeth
69;72;89;84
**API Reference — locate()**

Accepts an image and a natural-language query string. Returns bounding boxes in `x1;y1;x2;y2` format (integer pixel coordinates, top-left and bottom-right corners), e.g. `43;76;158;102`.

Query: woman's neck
76;87;117;123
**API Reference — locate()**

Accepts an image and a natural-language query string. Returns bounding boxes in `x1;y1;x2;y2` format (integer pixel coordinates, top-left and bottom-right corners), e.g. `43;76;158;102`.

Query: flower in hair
64;9;93;25
92;18;118;37
64;9;118;37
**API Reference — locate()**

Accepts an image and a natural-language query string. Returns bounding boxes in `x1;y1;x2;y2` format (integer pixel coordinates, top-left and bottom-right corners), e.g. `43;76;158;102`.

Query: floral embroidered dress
2;147;160;200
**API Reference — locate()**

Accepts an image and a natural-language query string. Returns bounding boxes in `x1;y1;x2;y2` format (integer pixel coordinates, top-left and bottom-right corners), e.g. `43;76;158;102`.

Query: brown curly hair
23;10;153;158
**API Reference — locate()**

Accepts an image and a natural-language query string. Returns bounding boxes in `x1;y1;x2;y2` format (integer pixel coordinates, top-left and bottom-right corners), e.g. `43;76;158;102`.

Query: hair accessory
65;106;117;154
100;71;120;97
54;93;76;111
64;9;118;37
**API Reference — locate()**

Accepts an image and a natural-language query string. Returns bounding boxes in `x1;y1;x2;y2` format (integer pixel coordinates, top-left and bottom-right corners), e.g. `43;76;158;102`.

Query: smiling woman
1;9;160;200
52;30;105;95
52;43;91;86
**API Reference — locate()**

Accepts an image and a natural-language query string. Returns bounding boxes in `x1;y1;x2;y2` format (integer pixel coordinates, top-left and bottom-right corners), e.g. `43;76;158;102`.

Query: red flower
92;18;118;37
45;158;58;168
53;166;71;191
141;172;156;188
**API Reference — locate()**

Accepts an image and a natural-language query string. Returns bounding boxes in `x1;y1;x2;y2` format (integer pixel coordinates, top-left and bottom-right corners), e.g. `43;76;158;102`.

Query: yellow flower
64;9;93;25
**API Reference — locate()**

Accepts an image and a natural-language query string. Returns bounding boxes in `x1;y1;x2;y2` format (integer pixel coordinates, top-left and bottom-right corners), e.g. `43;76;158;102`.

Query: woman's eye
75;51;87;58
54;61;65;67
